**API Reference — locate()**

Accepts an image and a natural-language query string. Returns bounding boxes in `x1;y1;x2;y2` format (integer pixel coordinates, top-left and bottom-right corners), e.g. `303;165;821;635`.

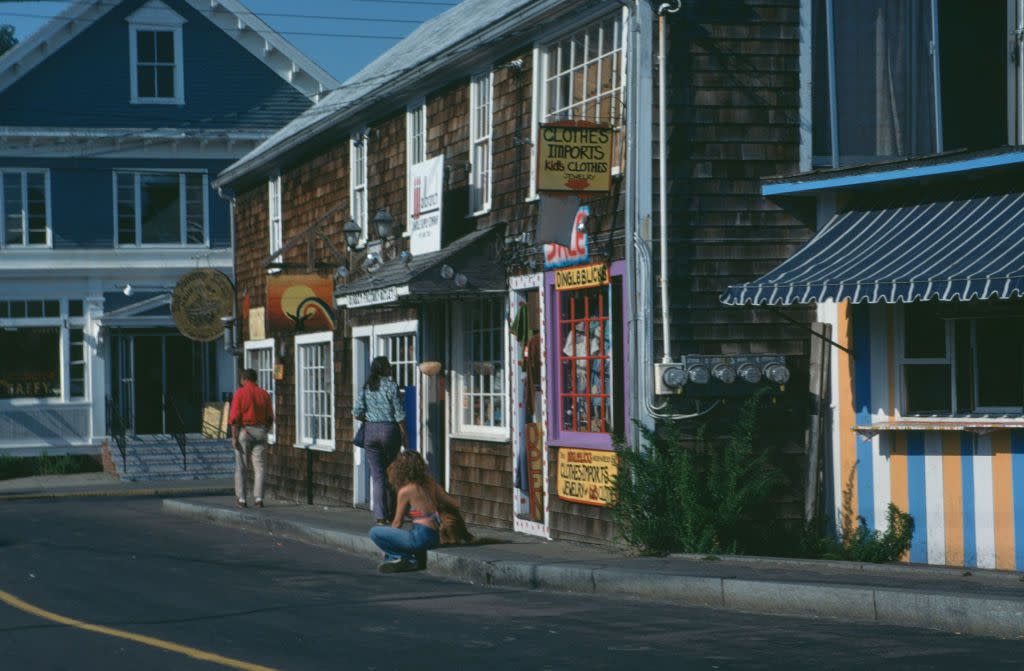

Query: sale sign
543;206;589;269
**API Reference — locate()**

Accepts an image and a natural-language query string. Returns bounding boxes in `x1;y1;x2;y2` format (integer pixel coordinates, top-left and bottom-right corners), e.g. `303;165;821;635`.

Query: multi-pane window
268;175;282;267
69;327;87;399
129;21;183;105
456;299;506;435
542;11;626;169
2;171;49;247
408;102;427;166
0;300;60;318
350;131;368;240
901;303;1024;415
0;327;61;399
295;333;334;449
116;171;206;245
469;73;493;214
245;339;276;443
379;332;416;389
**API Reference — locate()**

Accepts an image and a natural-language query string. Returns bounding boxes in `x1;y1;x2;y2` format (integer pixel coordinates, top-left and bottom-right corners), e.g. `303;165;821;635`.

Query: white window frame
127;2;186;106
294;331;335;451
406;99;427;231
896;305;1024;419
268;174;282;272
1;169;52;248
530;6;629;194
0;298;87;405
244;338;276;444
350;130;369;243
112;169;209;247
469;71;494;215
452;298;509;440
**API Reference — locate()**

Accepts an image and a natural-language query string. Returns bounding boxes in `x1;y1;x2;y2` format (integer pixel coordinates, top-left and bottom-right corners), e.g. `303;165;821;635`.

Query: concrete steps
106;434;235;482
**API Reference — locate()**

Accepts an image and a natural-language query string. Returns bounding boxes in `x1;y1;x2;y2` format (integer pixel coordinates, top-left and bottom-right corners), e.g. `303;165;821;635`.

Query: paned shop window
0;327;61;399
115;171;207;245
901;303;1024;415
469;72;493;214
2;170;49;247
244;338;276;444
548;268;625;448
350;130;369;241
454;298;507;438
268;175;282;269
295;331;334;450
541;9;627;172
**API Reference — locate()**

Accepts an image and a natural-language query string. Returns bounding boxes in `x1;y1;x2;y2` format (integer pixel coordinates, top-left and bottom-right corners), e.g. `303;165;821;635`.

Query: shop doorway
510;276;549;538
351;320;419;509
111;331;214;436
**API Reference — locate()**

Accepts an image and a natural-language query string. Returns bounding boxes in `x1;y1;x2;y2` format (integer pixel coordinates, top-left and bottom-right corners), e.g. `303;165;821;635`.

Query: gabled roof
216;0;575;188
0;0;339;103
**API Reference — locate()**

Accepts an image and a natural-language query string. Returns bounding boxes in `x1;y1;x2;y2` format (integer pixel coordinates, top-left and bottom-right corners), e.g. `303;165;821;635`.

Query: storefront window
902;303;1024;415
0;327;61;398
455;298;506;436
295;332;333;450
244;339;276;443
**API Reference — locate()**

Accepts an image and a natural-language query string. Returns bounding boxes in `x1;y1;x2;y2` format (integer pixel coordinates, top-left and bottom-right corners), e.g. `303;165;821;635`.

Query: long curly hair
365;356;392;392
387;450;432;491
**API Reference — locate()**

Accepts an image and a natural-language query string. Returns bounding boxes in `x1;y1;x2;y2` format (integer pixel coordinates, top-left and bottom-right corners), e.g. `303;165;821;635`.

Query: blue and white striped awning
721;191;1024;306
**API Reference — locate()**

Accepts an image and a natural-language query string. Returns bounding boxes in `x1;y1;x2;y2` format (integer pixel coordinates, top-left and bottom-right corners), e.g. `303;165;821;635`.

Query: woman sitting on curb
369;451;459;573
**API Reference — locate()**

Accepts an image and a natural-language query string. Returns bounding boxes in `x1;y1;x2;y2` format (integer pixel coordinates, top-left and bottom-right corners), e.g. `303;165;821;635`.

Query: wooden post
804;322;832;523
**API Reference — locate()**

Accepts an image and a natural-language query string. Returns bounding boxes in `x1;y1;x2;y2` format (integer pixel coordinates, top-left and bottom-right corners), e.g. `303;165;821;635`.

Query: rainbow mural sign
267;274;335;333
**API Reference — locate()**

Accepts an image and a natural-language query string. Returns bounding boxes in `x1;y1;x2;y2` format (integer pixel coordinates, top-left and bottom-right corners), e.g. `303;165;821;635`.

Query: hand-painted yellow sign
556;447;618;507
555;263;609;291
537;122;613;192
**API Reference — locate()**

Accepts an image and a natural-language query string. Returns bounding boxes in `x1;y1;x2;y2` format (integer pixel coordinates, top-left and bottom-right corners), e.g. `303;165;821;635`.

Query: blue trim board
853;306;874;530
907;432;928;564
1012;431;1024;571
961;433;977;568
762;151;1024;197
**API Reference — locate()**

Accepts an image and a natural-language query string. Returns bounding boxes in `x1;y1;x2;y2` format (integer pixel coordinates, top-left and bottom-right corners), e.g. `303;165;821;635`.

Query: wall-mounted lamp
122;283;134;297
362;251;382;274
454;273;468;288
439;264;455;280
372;209;396;240
399;250;413;266
342;218;363;251
221;315;239;355
335;264;350;281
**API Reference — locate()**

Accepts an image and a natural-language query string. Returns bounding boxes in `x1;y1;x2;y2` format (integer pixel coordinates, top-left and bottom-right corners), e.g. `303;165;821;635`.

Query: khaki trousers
235;426;268;502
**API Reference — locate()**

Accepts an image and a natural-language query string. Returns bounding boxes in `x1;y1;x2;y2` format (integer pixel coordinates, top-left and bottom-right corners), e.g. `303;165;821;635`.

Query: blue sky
0;0;455;82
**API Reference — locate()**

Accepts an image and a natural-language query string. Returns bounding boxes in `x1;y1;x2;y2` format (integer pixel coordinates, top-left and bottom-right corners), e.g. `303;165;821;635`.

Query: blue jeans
369;523;439;563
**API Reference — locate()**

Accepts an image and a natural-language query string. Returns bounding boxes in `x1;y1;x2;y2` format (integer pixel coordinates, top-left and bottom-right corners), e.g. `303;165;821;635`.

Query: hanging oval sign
171;269;235;342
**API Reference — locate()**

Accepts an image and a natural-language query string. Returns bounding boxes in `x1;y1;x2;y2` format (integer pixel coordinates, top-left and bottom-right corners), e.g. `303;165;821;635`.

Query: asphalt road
0;499;1021;671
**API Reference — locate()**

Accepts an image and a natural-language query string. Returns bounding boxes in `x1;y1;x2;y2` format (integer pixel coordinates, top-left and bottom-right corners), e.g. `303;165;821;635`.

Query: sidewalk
163;496;1024;639
0;472;233;500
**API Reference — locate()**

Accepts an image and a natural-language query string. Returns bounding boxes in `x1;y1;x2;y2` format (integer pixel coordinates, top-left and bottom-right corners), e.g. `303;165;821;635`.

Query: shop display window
0;327;61;398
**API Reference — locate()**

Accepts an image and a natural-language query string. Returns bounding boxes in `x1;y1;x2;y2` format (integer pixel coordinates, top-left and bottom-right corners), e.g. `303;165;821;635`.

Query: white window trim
895;305;1024;420
350;129;369;243
112;169;209;248
469;71;494;216
0;168;52;248
0;298;87;404
529;5;630;197
294;331;335;451
268;174;282;273
451;299;510;441
405;99;427;236
244;337;277;444
127;3;186;106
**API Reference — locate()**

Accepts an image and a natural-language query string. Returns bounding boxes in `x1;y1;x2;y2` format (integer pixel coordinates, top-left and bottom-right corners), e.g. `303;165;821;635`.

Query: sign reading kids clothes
537;122;613;193
543;206;589;269
408;155;444;255
556;447;618;507
266;274;336;333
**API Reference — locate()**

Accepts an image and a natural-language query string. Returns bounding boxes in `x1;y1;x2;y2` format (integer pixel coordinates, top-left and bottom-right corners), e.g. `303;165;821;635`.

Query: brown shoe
236;499;247;508
254;500;264;508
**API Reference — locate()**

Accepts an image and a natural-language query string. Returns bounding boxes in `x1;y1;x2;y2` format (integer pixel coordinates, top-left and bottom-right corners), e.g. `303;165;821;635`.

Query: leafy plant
0;452;102;481
612;391;784;555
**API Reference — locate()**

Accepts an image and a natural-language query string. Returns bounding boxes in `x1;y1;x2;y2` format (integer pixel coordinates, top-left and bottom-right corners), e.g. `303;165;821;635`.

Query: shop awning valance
721;191;1024;306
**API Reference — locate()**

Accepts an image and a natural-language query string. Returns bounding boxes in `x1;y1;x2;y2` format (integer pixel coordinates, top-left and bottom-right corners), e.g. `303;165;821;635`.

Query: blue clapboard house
0;0;337;471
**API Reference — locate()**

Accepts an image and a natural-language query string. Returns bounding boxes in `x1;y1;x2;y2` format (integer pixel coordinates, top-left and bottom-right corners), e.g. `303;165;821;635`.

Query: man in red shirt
230;368;274;508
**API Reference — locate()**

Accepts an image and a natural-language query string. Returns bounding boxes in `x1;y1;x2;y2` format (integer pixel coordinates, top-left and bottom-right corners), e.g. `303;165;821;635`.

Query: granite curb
162;499;1024;639
0;485;233;501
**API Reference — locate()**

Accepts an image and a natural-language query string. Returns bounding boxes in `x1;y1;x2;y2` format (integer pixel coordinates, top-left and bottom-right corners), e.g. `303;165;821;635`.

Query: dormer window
127;0;185;105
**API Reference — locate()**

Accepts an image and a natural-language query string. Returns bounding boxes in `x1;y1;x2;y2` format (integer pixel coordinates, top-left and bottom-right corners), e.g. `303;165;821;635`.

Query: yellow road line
0;589;279;671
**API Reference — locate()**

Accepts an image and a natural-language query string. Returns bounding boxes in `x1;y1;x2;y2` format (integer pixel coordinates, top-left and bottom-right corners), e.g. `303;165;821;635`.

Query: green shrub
0;452;102;481
612;391;784;555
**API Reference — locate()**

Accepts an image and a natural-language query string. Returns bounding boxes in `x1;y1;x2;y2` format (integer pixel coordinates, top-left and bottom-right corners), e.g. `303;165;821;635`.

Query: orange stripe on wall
886;304;895;417
942;432;964;567
991;431;1016;571
836;302;858;535
890;432;909;562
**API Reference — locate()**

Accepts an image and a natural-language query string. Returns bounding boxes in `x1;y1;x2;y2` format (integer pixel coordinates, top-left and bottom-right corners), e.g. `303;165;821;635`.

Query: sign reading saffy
543;206;589;269
408;155;444;255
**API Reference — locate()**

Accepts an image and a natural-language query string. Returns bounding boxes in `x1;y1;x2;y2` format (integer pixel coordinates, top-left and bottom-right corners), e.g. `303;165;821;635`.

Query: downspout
656;1;680;363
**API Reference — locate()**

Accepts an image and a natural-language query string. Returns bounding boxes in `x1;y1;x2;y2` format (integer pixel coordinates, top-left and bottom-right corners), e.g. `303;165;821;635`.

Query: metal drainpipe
657;1;680;363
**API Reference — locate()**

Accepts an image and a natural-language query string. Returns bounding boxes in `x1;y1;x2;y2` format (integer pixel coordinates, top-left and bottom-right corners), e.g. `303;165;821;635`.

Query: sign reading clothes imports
556;447;618;507
409;155;444;255
537;122;613;193
267;274;336;333
171;269;235;342
554;263;609;291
